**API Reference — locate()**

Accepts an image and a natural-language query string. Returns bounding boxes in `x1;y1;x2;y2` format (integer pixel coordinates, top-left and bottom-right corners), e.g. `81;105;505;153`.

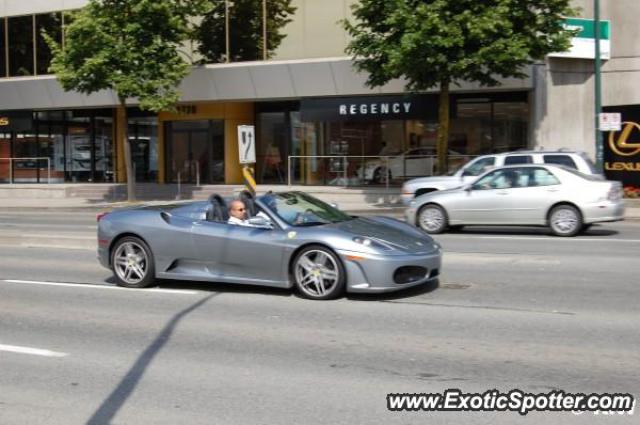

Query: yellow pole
242;165;256;196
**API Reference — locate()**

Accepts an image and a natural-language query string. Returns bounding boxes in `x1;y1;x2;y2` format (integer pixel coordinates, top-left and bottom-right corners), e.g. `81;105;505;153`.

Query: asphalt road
1;211;639;424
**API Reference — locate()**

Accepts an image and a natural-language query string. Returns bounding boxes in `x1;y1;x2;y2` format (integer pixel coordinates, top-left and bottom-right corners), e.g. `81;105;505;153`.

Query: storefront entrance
165;120;224;184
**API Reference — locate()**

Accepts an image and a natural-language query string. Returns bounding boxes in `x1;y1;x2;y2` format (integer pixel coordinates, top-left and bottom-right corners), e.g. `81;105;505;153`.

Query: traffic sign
238;125;256;164
599;112;622;131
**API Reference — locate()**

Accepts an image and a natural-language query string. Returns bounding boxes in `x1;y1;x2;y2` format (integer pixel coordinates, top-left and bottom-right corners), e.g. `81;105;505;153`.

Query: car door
512;167;564;224
404;148;433;177
447;168;520;224
192;218;288;285
215;223;288;284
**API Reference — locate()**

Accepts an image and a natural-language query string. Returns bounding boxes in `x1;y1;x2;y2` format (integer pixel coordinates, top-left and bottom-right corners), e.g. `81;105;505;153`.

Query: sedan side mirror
464;184;473;192
248;216;273;229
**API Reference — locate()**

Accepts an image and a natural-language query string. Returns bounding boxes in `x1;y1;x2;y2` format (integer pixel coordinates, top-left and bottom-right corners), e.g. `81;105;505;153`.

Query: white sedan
405;164;625;236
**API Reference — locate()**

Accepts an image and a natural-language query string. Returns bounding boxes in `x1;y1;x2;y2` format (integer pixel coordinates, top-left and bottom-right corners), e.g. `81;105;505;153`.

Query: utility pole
263;0;268;60
225;0;230;63
594;0;603;172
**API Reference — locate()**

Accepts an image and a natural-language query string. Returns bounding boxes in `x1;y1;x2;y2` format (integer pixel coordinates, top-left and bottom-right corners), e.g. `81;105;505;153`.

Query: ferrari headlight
353;236;393;251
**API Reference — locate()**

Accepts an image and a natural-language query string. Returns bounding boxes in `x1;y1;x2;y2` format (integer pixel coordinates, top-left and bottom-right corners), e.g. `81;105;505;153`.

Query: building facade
0;0;638;190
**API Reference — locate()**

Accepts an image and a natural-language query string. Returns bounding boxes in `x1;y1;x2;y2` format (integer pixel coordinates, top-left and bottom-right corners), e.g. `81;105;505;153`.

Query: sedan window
472;169;524;190
524;168;561;187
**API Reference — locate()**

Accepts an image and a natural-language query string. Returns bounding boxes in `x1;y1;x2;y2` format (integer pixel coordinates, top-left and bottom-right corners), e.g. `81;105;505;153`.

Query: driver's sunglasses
234;208;246;212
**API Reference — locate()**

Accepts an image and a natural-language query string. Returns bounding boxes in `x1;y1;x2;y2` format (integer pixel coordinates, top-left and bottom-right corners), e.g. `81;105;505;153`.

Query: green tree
195;0;296;63
45;0;210;201
344;0;577;173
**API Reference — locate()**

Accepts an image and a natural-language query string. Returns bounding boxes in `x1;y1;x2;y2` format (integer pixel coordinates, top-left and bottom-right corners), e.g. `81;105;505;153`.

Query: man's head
229;200;247;220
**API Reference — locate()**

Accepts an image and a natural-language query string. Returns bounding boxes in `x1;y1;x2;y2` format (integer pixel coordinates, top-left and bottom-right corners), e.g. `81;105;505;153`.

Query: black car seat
239;190;257;218
207;194;229;222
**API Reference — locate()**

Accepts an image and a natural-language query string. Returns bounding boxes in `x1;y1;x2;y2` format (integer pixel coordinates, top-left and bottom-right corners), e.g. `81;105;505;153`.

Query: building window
36;13;63;75
8;15;35;76
1;18;6;77
128;113;159;183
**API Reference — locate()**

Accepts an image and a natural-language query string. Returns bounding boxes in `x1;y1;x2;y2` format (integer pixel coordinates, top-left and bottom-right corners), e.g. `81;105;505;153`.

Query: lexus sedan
98;191;442;300
405;164;624;236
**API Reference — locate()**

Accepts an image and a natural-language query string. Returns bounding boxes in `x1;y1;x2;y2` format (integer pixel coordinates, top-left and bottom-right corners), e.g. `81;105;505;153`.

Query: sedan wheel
417;204;448;234
293;246;345;300
111;237;155;288
549;205;582;237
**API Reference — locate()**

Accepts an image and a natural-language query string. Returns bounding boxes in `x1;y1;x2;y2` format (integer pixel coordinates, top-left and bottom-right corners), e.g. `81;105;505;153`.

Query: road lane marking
1;279;198;295
436;235;640;243
0;344;68;358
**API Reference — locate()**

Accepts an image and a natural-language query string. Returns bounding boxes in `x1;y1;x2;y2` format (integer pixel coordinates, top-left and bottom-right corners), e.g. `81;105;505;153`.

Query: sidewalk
0;194;639;220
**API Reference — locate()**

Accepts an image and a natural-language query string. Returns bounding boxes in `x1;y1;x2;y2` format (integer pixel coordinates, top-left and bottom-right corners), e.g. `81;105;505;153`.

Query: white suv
400;150;602;205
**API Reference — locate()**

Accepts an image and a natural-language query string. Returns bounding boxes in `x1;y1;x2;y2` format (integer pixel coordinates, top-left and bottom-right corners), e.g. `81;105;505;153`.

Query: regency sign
300;95;438;122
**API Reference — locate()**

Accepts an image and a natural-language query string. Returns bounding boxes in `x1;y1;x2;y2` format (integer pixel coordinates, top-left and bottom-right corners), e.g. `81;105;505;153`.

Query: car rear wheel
111;236;155;288
549;205;582;237
292;246;345;300
373;167;391;184
417;204;448;234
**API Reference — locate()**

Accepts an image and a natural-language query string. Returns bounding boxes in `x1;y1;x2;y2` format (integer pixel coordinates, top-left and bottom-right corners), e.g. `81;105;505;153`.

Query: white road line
437;235;640;243
0;344;68;358
1;279;199;295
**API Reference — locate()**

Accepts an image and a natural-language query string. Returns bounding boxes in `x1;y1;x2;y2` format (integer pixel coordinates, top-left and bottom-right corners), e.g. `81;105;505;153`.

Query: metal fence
0;157;51;184
287;155;476;187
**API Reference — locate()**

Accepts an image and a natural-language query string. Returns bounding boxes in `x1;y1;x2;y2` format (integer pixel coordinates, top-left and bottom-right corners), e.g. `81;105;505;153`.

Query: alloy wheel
113;241;148;285
551;208;579;235
419;206;445;233
294;249;340;298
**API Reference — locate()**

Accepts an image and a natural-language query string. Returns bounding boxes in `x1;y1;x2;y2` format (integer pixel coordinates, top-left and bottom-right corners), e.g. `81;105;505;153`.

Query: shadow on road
145;279;438;302
86;292;219;425
449;224;618;237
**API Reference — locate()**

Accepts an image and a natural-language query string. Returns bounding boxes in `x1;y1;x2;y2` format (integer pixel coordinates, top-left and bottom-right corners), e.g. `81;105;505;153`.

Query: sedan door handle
496;191;509;195
546;188;559;193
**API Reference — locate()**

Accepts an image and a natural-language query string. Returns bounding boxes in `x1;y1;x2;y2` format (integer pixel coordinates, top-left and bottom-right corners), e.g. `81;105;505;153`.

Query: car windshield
260;192;353;227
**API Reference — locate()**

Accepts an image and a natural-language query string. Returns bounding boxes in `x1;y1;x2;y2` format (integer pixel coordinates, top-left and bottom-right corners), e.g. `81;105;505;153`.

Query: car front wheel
417;204;448;234
292;245;345;300
549;205;582;237
111;236;155;288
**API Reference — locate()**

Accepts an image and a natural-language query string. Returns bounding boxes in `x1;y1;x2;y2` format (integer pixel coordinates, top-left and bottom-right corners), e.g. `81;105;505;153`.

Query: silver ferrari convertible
98;191;442;299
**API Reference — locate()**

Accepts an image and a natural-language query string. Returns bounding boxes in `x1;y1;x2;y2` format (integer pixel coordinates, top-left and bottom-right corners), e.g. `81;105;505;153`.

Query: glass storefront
164;120;225;184
0;109;115;183
257;92;530;185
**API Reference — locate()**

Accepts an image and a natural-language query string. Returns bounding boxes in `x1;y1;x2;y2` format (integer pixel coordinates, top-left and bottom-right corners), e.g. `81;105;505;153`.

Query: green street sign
564;18;610;41
549;17;611;59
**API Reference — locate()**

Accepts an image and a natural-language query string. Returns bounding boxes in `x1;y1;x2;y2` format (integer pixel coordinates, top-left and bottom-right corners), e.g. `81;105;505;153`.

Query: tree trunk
119;97;136;202
437;79;450;175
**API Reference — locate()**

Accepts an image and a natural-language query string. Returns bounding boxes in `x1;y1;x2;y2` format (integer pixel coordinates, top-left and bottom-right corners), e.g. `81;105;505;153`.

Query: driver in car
228;199;273;227
228;200;250;226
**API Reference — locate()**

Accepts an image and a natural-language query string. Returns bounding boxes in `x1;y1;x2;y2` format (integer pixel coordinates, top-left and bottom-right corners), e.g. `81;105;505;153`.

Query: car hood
328;217;437;254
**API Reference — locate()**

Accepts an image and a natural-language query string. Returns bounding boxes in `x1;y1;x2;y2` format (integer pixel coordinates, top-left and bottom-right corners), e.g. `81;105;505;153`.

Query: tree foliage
195;0;296;63
45;0;211;200
46;0;210;111
344;0;577;171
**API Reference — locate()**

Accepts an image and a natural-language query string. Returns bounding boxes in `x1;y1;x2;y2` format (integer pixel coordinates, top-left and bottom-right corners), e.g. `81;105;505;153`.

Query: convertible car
97;191;442;299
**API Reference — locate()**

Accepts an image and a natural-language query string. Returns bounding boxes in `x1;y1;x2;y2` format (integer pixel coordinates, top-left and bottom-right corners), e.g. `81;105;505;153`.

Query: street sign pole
594;0;604;172
238;125;257;196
